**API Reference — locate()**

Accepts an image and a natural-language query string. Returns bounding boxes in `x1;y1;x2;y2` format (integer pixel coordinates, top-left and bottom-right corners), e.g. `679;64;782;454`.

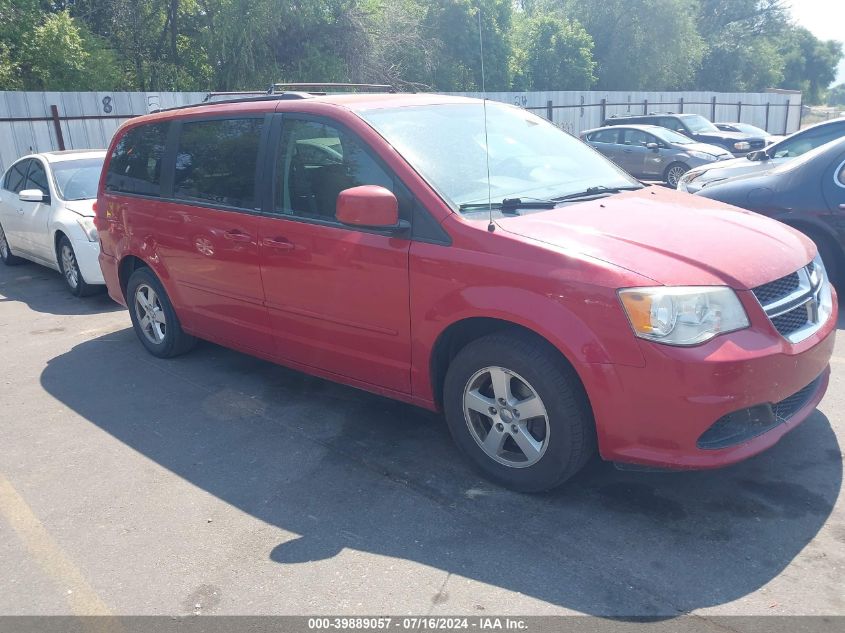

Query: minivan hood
496;187;813;289
65;199;96;217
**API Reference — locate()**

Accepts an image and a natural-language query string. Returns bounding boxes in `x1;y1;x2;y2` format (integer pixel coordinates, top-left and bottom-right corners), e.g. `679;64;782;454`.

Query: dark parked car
679;117;845;193
604;113;767;156
695;136;845;286
580;124;733;187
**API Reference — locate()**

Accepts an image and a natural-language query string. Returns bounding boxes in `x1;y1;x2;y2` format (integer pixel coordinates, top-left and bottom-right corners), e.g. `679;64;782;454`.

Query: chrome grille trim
752;264;828;344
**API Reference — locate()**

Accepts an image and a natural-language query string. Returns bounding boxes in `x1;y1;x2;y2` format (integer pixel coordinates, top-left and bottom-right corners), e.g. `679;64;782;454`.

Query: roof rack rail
268;82;396;94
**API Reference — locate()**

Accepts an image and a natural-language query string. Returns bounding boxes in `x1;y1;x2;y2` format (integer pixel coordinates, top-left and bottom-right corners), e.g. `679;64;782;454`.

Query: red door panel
258;215;412;393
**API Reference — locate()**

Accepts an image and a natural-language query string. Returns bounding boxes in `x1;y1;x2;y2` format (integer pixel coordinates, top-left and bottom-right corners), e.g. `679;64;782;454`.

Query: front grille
752;272;799;305
752;264;827;343
771;305;811;336
697;374;822;449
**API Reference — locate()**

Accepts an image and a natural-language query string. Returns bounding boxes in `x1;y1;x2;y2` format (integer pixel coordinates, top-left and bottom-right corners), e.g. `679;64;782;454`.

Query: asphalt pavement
0;262;843;618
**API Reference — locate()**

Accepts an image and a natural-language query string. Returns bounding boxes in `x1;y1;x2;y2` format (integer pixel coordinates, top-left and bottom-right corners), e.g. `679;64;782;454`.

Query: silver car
678;117;845;193
581;124;733;187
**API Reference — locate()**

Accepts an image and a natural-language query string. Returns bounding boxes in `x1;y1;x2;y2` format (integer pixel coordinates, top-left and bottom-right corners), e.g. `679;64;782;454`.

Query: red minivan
95;93;837;491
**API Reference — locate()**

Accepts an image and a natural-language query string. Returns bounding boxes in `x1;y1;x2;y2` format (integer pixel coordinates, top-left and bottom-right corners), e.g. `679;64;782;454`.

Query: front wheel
443;332;596;492
0;223;23;265
664;162;689;188
126;267;196;358
57;235;96;297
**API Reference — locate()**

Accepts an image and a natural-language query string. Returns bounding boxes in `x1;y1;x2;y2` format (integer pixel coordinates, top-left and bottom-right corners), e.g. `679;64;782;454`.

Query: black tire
664;162;689;188
443;332;596;492
803;229;842;290
57;235;97;297
0;223;24;265
126;267;196;358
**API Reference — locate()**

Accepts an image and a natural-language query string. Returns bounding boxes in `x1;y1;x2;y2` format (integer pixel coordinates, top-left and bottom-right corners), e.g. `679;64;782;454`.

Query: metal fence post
50;105;65;151
546;100;553;121
679;97;684;113
784;100;790;135
643;99;648;114
765;102;770;131
710;96;716;121
737;101;742;121
600;98;606;124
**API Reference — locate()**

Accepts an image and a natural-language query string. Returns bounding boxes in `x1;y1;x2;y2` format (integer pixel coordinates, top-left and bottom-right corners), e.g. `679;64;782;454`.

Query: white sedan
0;150;106;296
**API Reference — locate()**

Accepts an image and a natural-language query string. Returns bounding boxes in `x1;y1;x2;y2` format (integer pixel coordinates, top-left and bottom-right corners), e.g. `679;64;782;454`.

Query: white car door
0;158;32;250
18;158;56;262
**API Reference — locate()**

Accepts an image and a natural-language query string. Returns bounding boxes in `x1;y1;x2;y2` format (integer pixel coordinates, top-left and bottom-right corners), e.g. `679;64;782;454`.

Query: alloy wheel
0;226;9;259
462;366;550;468
61;244;79;289
134;283;167;345
667;165;687;188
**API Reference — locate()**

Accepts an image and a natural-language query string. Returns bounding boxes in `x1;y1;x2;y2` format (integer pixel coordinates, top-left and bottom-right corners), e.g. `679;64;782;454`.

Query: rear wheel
443;332;596;492
0;223;23;265
127;267;196;358
664;162;689;188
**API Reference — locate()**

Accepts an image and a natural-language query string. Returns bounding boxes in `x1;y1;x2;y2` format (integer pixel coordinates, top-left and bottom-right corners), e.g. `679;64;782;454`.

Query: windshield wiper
552;185;643;202
458;197;557;214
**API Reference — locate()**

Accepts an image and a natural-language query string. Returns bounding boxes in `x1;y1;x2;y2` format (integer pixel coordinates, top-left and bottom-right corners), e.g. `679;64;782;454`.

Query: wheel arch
428;317;592;414
117;254;150;301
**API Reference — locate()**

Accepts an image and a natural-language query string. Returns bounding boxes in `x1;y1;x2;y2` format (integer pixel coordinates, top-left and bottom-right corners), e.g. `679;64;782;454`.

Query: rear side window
589;129;618;144
4;160;30;193
25;160;48;193
173;118;264;210
106;123;168;196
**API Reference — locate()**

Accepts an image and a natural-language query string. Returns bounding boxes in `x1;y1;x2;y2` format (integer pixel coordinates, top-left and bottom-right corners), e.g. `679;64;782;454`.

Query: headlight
689;151;716;161
618;286;750;346
812;254;834;323
733;141;751;151
76;216;98;242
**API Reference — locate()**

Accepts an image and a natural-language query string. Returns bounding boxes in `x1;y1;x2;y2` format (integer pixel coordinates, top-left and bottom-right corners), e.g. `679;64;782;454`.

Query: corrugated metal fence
0;89;802;174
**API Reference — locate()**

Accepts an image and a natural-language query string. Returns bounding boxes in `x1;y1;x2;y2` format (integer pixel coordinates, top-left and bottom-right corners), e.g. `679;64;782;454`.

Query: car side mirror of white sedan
19;189;48;203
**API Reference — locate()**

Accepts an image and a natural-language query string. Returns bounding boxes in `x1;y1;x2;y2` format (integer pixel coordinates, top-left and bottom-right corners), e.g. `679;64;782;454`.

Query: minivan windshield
360;102;639;214
683;115;720;134
52;158;104;201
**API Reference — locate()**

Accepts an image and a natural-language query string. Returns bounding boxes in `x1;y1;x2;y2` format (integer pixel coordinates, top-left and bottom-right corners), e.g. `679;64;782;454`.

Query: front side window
658;117;687;134
773;124;845;159
174;118;263;209
106;123;168;196
25;160;49;194
276;119;395;220
652;127;695;145
682;115;719;134
360;102;637;214
4;160;30;193
621;129;650;146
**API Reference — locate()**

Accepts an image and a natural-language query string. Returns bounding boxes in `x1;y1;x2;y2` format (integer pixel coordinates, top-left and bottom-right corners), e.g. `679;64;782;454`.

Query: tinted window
4;160;30;193
773;124;845;159
658;117;687;133
174;118;263;209
25;160;49;193
106;123;168;196
590;129;618;144
276;119;395;220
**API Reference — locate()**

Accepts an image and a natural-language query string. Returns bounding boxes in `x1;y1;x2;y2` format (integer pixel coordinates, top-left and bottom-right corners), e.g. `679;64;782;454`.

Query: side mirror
336;185;402;230
19;189;47;203
746;149;769;162
646;142;660;151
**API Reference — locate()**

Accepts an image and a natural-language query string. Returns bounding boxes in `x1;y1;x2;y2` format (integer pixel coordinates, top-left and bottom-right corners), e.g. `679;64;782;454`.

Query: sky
787;0;845;85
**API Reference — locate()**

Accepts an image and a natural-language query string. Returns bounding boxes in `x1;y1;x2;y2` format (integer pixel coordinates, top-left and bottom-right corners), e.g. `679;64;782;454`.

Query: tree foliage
0;0;840;102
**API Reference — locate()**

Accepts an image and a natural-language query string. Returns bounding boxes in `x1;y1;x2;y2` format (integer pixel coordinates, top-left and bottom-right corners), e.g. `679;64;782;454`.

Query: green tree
567;0;704;90
780;27;843;104
828;84;845;106
510;12;595;90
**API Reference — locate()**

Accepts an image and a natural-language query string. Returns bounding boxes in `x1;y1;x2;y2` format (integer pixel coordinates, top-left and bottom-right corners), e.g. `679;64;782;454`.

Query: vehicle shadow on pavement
40;331;842;618
0;263;121;315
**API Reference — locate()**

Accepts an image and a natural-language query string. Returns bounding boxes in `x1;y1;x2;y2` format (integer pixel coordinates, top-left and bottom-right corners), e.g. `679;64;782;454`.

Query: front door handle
262;237;294;251
224;229;251;242
16;208;24;215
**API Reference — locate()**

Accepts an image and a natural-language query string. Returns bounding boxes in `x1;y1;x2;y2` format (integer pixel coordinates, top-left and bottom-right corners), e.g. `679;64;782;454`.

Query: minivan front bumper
584;293;837;469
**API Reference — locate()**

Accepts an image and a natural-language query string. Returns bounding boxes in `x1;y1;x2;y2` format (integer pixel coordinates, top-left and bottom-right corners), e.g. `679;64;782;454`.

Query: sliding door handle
262;237;294;251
